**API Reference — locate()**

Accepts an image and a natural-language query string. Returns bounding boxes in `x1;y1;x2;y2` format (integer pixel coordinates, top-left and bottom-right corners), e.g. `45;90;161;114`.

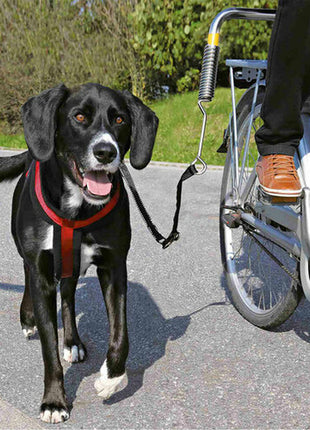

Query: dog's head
21;83;158;205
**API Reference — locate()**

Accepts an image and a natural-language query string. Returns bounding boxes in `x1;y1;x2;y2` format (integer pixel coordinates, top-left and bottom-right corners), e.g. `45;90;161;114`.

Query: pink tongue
83;171;112;196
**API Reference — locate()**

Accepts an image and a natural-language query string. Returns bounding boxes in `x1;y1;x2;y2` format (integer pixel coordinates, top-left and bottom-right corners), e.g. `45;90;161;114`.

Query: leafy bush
0;0;277;133
0;0;136;132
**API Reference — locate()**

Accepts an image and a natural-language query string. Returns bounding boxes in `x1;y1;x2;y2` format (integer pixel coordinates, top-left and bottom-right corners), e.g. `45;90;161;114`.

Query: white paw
63;345;86;363
40;408;69;424
94;360;125;399
22;326;36;339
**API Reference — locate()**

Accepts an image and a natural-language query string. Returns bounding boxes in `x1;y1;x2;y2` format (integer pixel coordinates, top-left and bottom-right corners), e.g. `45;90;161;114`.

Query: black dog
0;83;158;423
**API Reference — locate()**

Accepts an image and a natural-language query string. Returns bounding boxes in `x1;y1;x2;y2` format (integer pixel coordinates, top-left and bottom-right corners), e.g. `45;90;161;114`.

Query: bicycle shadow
62;277;229;405
273;298;310;342
61;277;194;405
0;278;226;407
220;271;310;345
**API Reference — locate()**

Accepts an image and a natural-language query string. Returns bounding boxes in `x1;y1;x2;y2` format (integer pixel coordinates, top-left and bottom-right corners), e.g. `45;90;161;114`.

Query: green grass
150;87;244;165
0;134;27;149
0;87;245;165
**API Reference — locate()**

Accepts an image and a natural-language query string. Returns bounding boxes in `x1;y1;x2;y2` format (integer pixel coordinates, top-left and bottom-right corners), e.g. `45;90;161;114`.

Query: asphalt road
1;151;310;429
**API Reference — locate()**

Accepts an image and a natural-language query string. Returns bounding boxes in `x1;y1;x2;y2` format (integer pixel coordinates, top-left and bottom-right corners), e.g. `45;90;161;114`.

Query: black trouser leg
256;0;310;156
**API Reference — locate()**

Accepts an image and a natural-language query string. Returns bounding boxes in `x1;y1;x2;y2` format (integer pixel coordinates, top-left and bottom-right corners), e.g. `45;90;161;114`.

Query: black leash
120;162;199;249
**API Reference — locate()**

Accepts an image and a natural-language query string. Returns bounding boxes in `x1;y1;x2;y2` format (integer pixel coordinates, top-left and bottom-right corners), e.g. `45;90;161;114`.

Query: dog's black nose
93;142;117;164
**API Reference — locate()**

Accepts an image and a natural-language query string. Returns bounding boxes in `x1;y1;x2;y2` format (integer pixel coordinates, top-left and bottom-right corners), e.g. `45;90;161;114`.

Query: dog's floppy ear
21;84;68;162
122;90;159;170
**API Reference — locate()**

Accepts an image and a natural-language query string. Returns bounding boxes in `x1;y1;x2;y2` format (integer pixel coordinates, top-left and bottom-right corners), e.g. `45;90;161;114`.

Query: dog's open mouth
83;170;112;199
73;161;113;201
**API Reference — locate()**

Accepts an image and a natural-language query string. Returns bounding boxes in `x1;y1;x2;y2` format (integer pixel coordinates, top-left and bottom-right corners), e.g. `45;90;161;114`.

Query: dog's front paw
40;403;70;424
94;360;125;399
63;344;86;363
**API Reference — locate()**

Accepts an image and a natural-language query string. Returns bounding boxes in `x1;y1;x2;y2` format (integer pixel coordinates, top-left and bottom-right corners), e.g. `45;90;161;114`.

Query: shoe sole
258;183;302;197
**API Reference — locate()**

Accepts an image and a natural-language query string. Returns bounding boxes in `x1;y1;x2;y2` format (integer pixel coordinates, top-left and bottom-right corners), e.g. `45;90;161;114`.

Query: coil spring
198;44;220;102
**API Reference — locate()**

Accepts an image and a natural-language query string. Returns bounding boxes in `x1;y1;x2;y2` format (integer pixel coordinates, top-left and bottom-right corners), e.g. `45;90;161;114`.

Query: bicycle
197;7;310;329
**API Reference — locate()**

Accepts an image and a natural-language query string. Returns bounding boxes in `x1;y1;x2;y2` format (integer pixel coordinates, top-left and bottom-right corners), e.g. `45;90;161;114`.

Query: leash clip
191;156;208;175
161;231;180;249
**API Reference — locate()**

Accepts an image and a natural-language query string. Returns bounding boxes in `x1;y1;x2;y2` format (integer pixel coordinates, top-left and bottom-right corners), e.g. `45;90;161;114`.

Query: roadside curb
0;147;225;171
148;160;224;170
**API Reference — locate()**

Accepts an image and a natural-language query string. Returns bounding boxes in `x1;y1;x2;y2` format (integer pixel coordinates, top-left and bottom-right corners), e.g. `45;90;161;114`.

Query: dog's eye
75;113;86;123
115;116;124;125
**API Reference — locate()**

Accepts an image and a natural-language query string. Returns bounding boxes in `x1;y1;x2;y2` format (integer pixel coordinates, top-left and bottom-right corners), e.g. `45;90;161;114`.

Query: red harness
29;161;120;279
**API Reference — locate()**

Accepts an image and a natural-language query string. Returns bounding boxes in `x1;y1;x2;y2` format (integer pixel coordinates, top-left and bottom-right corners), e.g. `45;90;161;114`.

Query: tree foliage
129;0;277;94
0;0;277;132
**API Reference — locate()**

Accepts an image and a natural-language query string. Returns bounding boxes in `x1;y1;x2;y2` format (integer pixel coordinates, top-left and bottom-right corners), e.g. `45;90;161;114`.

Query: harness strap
53;225;82;279
34;161;121;229
31;161;120;279
119;162;198;249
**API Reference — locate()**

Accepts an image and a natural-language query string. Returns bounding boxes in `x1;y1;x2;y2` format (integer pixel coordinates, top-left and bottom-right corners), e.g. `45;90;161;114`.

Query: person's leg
256;0;310;156
255;0;310;198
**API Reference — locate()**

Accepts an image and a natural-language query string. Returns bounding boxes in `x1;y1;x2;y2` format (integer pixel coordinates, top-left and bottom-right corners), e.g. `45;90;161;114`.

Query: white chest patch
61;177;83;217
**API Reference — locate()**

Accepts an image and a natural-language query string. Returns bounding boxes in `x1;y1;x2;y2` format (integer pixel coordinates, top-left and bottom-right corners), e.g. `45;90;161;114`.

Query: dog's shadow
60;277;192;405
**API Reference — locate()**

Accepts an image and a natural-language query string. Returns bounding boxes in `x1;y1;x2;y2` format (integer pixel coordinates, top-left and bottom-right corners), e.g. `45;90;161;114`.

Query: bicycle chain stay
223;202;300;283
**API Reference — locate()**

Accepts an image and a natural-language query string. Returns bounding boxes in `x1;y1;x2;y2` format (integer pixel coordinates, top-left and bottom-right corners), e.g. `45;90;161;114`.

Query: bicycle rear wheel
220;87;303;329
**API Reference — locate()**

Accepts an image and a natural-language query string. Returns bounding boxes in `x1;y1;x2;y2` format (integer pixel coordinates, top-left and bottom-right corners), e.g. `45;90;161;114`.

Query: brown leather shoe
256;154;302;197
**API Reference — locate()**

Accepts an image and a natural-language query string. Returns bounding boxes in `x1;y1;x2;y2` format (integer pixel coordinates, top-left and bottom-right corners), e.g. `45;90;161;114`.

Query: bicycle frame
197;8;276;183
198;8;310;300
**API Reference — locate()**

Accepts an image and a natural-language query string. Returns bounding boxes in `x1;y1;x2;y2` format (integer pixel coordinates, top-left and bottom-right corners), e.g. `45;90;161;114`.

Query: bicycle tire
220;86;303;329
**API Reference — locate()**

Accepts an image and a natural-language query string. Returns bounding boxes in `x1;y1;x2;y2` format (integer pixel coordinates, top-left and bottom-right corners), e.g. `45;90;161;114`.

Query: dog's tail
0;151;28;182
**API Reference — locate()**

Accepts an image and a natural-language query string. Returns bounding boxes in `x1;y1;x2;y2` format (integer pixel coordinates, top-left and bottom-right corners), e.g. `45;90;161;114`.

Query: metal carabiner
191;156;208;175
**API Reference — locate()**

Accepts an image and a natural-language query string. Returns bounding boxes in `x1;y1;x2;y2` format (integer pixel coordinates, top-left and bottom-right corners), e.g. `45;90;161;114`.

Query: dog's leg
94;263;129;399
20;263;36;338
60;277;87;363
28;256;69;424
